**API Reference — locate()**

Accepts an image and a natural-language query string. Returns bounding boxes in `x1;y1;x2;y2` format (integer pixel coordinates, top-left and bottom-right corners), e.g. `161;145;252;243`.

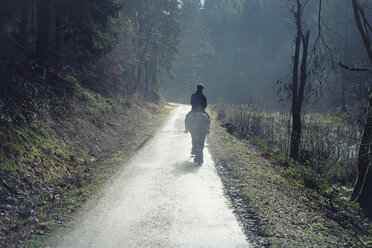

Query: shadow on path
171;160;201;176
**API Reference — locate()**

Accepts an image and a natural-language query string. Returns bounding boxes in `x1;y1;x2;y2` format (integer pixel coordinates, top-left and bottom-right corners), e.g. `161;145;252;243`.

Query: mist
161;0;370;112
1;0;372;246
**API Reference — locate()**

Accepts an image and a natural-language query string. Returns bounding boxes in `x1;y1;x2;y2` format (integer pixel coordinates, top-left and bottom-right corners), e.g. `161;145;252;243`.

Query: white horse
185;112;210;164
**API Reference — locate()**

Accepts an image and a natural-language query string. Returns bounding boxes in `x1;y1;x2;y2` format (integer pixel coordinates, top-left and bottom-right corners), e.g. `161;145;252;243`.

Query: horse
185;111;210;164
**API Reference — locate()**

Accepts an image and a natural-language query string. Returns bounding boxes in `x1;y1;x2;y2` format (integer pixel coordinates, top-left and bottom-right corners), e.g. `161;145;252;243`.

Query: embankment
207;114;361;247
0;74;169;247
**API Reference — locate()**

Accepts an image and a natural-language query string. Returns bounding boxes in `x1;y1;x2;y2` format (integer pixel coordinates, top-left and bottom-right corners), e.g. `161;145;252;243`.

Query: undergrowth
248;129;372;244
0;58;169;247
212;100;372;246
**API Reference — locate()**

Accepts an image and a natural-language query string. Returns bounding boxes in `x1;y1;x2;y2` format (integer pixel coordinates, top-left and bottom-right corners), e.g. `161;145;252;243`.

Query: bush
213;100;359;186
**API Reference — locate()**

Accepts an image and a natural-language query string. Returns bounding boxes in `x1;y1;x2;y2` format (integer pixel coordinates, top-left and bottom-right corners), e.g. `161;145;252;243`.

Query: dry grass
213;100;360;185
208;116;363;247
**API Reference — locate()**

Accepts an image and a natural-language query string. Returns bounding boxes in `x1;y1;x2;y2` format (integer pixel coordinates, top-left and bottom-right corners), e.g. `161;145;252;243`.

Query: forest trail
44;105;250;248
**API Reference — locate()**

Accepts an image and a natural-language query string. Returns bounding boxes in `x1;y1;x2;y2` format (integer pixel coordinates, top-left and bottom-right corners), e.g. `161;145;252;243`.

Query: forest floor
207;113;367;248
0;79;171;247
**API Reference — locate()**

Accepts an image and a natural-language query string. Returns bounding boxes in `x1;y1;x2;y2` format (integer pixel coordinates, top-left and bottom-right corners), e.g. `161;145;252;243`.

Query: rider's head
197;83;204;91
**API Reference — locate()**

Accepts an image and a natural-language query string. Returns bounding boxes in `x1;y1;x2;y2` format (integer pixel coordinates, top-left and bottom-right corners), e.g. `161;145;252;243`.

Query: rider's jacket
191;90;207;112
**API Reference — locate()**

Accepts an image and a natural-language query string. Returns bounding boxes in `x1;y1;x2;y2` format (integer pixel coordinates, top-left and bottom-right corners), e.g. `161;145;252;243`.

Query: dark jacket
191;90;207;112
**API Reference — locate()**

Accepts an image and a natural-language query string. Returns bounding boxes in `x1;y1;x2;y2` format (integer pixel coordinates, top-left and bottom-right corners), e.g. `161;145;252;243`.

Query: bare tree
289;0;311;161
341;0;372;218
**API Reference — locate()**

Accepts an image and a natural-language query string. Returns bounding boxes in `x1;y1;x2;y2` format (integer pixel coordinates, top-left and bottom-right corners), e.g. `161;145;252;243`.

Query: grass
242;185;262;216
207;112;369;247
0;71;173;247
213;101;359;186
23;101;173;248
0;124;74;177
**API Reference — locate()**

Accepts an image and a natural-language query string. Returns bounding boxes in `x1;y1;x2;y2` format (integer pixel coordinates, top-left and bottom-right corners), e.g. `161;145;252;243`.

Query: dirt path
44;105;250;248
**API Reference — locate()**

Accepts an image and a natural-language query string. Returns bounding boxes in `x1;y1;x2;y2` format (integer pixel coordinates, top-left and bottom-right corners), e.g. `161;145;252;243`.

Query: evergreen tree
202;0;290;104
0;0;122;67
117;0;180;97
163;0;214;102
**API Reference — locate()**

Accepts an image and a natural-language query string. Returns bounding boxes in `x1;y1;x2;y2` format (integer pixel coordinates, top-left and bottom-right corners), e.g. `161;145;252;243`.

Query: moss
311;222;326;232
0;122;74;185
242;186;262;215
80;90;96;104
79;89;116;116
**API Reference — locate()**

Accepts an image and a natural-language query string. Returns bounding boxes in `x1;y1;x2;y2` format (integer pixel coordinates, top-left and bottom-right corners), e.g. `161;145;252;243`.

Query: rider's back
191;91;207;112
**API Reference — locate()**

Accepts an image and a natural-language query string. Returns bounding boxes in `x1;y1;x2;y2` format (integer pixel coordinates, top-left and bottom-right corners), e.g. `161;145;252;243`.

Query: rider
185;83;210;133
191;83;207;112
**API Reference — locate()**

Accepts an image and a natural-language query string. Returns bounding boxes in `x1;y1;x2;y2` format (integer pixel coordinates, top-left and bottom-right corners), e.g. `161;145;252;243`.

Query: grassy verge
0;74;173;247
24;103;172;248
208;114;369;247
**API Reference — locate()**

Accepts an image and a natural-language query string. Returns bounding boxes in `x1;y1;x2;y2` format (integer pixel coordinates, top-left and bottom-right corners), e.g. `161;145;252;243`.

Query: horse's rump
185;112;209;134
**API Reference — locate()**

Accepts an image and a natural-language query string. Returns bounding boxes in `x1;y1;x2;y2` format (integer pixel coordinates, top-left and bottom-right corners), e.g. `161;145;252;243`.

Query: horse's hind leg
194;149;203;164
194;132;206;164
198;132;206;151
194;150;203;164
191;133;197;155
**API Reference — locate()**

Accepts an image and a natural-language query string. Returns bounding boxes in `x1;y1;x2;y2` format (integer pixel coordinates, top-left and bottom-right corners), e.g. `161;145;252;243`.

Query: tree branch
352;0;372;65
339;61;372;73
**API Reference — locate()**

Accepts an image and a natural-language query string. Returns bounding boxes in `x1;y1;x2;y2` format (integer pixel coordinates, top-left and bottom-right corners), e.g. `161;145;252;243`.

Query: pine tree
163;0;214;102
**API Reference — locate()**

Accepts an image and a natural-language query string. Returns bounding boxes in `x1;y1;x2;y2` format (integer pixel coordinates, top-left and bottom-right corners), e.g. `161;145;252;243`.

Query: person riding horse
185;83;210;133
185;84;210;163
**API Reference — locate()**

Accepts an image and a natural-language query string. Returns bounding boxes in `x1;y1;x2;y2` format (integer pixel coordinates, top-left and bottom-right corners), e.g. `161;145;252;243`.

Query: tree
321;0;370;113
289;0;311;161
19;0;29;48
35;0;51;64
117;0;180;98
163;0;214;102
0;0;121;67
60;0;121;69
342;0;372;218
201;0;291;104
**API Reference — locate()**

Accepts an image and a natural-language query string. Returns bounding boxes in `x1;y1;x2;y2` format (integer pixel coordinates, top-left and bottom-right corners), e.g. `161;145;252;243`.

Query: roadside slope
207;116;353;247
0;80;170;247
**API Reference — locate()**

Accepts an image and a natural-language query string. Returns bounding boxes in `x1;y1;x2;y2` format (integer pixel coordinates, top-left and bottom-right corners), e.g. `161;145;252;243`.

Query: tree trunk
35;0;51;64
350;93;372;218
0;1;20;30
350;0;372;218
289;0;303;161
352;0;372;65
31;0;36;28
144;63;150;98
55;1;61;54
19;0;29;48
152;63;157;89
131;64;142;95
130;24;153;95
356;162;372;218
340;73;347;113
340;22;350;113
290;106;301;160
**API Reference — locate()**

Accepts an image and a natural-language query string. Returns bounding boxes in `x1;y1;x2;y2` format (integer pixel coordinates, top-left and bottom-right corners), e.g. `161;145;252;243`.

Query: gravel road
45;105;251;248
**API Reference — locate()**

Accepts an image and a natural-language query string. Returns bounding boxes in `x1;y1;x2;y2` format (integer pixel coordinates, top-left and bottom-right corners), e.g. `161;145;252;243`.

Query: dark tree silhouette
344;0;372;218
35;0;51;63
289;0;311;161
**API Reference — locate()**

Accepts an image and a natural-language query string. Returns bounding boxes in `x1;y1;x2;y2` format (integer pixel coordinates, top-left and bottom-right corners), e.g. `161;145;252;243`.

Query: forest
166;0;372;222
0;0;372;247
